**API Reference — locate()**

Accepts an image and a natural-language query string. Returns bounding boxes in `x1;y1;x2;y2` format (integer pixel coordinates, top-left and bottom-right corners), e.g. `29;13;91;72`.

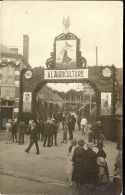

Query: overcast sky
1;1;123;67
1;1;123;92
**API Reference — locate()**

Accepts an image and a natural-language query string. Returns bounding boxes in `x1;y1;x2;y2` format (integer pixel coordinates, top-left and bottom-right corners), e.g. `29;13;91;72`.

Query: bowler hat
94;142;105;148
97;157;106;166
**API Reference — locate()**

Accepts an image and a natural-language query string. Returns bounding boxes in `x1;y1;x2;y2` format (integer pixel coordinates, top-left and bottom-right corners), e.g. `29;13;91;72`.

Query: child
97;157;109;186
61;121;68;143
66;139;77;187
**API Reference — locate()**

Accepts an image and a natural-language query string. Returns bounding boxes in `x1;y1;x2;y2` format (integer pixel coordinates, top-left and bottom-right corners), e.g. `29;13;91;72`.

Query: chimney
10;48;18;53
23;35;29;63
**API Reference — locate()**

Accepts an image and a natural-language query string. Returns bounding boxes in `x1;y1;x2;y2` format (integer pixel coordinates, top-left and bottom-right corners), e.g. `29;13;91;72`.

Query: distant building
0;35;31;129
37;85;63;109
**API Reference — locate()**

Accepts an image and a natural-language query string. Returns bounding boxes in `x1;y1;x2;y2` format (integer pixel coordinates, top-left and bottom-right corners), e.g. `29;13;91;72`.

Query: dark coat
30;126;38;141
72;116;76;125
44;123;52;136
96;149;106;159
85;148;98;184
50;123;58;134
19;122;26;133
11;122;17;133
72;147;86;183
68;118;74;129
41;122;45;133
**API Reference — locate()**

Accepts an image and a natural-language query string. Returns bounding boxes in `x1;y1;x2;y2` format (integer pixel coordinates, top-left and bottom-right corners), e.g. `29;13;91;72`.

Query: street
0;124;117;194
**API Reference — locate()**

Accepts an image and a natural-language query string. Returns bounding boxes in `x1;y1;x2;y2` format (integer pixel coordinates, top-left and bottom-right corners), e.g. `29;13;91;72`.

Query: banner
44;69;88;80
23;92;32;112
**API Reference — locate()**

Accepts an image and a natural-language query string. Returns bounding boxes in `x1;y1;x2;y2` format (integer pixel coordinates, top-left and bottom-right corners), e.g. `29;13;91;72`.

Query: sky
1;1;123;92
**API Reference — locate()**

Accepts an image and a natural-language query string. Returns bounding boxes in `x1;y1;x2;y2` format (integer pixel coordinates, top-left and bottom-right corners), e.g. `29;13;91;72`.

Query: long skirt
72;159;86;184
5;130;12;143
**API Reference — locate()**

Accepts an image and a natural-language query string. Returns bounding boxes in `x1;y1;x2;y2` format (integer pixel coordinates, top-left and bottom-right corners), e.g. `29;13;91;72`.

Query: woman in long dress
66;139;77;187
72;139;86;190
61;42;73;65
5;119;12;144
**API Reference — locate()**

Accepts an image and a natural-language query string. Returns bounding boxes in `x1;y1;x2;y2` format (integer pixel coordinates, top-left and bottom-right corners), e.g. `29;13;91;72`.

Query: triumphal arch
19;19;121;141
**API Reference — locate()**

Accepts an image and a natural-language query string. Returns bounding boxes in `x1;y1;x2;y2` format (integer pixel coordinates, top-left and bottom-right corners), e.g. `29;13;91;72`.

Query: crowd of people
66;139;122;194
4;114;122;194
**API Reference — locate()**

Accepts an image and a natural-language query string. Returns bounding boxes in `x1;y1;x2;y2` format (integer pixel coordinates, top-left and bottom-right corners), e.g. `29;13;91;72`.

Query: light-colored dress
66;146;76;174
5;123;12;144
66;145;77;186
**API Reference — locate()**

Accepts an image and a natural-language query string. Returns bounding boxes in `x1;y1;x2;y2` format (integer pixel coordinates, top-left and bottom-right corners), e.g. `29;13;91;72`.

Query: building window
0;100;6;106
8;101;14;106
1;65;15;84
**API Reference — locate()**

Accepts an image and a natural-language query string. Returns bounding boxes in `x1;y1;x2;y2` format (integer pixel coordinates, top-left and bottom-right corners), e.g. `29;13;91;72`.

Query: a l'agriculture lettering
45;69;88;79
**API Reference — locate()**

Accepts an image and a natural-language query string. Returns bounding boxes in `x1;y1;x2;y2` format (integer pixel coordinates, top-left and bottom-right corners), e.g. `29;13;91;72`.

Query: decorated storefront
19;18;121;141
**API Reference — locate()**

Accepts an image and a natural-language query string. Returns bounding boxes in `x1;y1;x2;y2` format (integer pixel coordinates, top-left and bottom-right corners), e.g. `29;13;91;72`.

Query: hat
94;142;105;148
71;139;77;145
87;143;94;149
8;119;12;123
97;157;106;166
78;139;85;146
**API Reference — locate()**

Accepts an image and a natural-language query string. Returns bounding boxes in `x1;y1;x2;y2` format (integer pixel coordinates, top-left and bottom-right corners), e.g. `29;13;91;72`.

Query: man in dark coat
50;119;58;146
72;115;76;131
43;120;51;147
68;116;74;140
36;119;41;140
85;143;98;184
18;120;26;145
25;122;39;154
11;119;17;142
92;121;102;144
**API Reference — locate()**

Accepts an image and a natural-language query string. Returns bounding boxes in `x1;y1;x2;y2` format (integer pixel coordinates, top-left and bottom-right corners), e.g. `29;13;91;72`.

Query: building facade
37;85;63;108
0;35;31;129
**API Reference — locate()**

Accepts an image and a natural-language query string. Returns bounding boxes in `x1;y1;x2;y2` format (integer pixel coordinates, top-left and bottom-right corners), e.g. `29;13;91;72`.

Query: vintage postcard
0;1;123;195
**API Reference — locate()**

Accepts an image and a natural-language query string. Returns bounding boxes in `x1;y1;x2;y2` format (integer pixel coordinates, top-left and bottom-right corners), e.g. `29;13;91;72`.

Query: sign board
44;69;88;80
23;92;32;112
101;92;112;115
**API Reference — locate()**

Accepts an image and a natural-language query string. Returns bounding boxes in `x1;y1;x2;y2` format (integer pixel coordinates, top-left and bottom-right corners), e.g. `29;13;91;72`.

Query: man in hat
85;143;98;184
11;119;18;142
68;115;74;140
71;115;76;131
92;121;103;144
25;122;39;154
43;119;51;147
18;120;26;145
50;119;58;146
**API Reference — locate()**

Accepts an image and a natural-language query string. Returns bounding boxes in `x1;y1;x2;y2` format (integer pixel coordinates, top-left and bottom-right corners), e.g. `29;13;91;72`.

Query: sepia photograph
0;1;123;195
